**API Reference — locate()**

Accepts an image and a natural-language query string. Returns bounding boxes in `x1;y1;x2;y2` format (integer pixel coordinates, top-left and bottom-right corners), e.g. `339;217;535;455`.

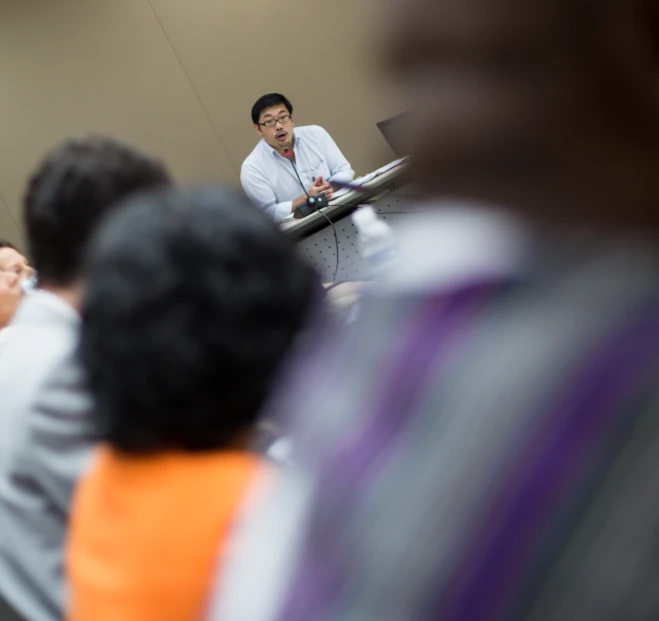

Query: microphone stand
283;149;340;282
284;149;329;219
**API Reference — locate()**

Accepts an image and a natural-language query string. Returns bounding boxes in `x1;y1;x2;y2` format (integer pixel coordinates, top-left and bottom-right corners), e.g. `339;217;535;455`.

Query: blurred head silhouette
24;136;171;298
80;187;319;454
382;0;659;230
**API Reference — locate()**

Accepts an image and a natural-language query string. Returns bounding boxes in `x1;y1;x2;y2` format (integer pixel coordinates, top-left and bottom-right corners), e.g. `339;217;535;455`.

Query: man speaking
241;93;355;223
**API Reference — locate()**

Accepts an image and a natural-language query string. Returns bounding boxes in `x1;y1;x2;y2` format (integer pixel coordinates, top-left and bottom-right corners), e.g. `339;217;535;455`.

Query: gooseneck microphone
284;148;340;281
283;149;309;200
284;148;328;218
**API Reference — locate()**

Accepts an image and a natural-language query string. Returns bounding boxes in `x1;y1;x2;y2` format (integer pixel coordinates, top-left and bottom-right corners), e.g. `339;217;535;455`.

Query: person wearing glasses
0;239;34;286
0;240;35;348
241;93;355;223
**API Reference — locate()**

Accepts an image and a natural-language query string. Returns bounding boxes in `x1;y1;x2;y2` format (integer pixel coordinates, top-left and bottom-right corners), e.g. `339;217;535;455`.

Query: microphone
285;150;341;282
284;149;328;218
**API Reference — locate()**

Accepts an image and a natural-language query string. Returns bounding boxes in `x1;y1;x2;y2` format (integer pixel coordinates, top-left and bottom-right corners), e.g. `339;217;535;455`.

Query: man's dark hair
80;186;319;454
0;239;17;251
23;136;172;287
251;93;293;125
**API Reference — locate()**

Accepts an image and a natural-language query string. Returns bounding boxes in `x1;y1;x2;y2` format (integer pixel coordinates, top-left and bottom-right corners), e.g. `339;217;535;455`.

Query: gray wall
0;0;397;246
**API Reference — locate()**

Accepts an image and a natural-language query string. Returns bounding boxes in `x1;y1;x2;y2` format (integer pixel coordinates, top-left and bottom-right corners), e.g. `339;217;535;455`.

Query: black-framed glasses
260;114;292;128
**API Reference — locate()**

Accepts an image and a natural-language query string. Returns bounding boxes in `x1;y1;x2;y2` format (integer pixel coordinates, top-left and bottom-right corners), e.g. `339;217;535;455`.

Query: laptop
377;111;412;158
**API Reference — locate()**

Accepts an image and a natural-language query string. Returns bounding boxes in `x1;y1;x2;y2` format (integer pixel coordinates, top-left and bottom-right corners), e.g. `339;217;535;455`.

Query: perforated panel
295;189;413;282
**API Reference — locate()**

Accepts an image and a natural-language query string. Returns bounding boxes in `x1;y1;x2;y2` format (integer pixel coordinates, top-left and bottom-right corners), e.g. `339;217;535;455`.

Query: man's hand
291;176;334;217
309;176;333;201
0;271;22;328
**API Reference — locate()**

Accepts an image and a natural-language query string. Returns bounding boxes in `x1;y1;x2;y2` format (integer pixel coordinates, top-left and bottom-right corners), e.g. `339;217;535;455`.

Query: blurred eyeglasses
21;272;38;294
260;115;292;128
1;265;36;287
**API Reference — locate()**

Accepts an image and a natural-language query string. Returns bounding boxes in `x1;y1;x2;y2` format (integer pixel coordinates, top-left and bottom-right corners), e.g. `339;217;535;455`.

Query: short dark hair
251;93;293;125
80;186;319;454
24;136;172;287
0;239;17;251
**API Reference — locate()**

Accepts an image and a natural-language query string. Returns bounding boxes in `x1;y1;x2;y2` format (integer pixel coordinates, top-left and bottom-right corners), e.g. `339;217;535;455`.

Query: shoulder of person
297;125;330;139
0;309;84;426
241;140;270;171
13;291;78;331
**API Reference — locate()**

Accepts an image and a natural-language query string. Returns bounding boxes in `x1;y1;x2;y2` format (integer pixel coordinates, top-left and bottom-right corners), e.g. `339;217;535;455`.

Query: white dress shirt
240;125;355;223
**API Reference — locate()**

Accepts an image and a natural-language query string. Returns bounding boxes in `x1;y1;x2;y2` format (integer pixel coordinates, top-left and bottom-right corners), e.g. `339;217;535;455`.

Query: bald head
381;0;659;230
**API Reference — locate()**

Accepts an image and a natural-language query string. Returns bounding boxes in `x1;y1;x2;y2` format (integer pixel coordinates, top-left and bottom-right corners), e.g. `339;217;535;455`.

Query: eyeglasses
0;265;33;278
260;114;292;128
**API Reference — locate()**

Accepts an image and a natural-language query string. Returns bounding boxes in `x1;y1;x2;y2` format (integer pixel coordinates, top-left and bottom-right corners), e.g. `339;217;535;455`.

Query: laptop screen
377;111;412;158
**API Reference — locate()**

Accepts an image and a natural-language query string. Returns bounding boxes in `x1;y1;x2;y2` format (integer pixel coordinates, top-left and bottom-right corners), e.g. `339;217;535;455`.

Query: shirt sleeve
241;164;295;224
319;128;354;185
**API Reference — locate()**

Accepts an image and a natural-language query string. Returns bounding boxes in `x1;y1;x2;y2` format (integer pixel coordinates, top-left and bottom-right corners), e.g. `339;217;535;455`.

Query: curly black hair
80;186;320;454
24;136;172;286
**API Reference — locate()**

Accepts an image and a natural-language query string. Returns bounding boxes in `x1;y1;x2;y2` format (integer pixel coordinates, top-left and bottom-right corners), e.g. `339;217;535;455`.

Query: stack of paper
374;157;408;175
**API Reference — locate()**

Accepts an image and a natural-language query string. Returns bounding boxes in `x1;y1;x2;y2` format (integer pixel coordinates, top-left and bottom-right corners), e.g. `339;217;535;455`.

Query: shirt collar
13;289;80;326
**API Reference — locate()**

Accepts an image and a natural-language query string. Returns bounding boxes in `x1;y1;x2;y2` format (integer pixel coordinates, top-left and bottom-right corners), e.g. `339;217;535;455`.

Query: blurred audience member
0;137;171;621
66;186;318;621
207;0;659;620
0;239;34;285
0;271;21;339
0;241;35;346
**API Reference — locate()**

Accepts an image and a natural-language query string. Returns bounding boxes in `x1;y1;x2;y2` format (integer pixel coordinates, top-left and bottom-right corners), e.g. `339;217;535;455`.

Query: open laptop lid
377;111;412;158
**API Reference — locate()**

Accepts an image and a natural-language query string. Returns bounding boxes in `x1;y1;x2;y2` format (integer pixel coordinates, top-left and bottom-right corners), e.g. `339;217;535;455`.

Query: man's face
381;0;602;219
0;247;34;284
256;105;295;151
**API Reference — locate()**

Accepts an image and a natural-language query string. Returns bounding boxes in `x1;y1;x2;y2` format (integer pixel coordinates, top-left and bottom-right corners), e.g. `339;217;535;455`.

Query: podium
281;158;409;238
281;158;412;281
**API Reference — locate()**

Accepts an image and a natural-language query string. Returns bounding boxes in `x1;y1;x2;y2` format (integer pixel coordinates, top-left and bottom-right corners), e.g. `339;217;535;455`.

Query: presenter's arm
241;165;304;223
321;127;355;187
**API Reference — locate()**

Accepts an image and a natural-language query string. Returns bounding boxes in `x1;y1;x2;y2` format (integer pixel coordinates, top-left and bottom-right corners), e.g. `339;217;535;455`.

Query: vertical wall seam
145;0;240;179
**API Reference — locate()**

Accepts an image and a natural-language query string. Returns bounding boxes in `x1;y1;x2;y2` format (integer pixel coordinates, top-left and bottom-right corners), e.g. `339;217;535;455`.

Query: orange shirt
67;447;260;621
